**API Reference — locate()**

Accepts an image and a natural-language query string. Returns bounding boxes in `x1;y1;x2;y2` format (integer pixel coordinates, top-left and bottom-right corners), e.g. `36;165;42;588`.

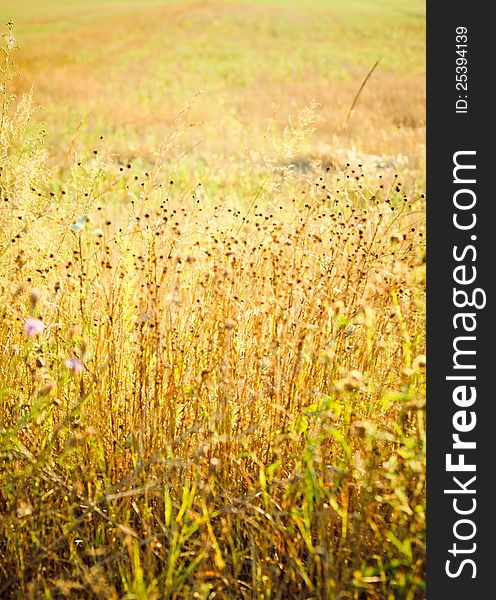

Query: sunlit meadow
0;1;425;598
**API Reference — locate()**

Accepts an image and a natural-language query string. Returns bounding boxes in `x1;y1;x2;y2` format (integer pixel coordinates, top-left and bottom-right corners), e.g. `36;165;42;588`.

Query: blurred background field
1;0;425;186
0;2;425;598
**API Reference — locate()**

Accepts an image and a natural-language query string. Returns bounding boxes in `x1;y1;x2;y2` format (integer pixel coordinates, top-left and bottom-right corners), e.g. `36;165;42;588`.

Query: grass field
0;1;425;598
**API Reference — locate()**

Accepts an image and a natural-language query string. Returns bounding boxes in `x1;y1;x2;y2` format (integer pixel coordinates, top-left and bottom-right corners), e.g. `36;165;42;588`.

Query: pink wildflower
24;318;45;337
65;357;83;375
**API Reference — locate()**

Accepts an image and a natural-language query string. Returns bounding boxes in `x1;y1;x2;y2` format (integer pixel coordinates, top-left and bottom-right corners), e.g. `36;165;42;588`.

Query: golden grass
0;10;425;598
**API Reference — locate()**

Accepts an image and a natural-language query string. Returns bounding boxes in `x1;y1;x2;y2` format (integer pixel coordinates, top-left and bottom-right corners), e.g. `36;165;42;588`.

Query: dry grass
0;8;425;599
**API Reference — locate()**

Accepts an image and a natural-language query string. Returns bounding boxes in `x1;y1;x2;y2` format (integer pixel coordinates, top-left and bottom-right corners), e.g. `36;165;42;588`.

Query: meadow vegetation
0;2;425;598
